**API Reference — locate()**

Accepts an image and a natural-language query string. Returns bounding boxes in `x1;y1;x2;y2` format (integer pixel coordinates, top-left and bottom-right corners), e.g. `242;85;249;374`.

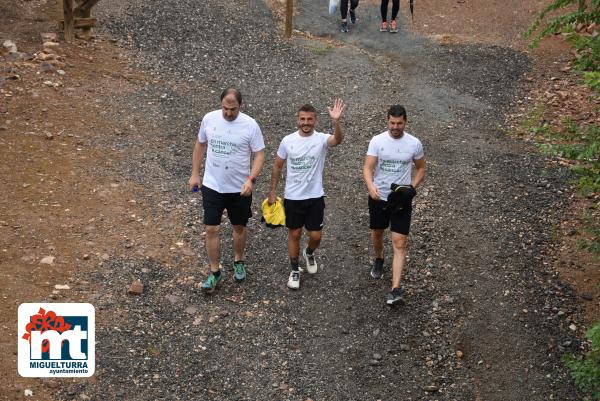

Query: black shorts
368;196;412;235
284;197;325;231
201;185;252;226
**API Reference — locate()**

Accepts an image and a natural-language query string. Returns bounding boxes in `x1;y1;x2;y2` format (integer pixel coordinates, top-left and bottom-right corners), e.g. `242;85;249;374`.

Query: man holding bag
363;105;426;305
269;100;345;290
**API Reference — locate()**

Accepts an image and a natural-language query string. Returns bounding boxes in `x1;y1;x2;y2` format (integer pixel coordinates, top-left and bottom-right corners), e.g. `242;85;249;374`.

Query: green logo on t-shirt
380;159;409;172
290;155;317;171
210;138;238;156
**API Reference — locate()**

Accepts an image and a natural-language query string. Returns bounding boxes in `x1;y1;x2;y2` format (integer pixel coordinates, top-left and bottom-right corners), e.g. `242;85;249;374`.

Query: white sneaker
303;248;318;274
287;271;300;289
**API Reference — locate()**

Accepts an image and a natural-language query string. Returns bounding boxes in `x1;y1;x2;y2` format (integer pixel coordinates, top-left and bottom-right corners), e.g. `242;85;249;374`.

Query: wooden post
63;0;74;42
285;0;293;38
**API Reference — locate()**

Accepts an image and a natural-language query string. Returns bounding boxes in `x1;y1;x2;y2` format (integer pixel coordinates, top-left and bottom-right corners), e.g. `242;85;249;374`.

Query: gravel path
59;0;582;399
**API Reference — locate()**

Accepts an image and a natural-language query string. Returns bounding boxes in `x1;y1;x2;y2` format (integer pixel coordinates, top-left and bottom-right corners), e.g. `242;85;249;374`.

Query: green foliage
584;71;600;92
525;0;600;72
519;105;546;136
577;211;600;258
568;27;600;71
532;117;600;258
564;321;600;399
537;122;600;195
308;43;334;56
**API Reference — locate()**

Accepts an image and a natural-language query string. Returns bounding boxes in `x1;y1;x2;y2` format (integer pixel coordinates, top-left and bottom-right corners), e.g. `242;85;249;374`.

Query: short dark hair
220;87;242;104
387;105;407;119
298;104;317;114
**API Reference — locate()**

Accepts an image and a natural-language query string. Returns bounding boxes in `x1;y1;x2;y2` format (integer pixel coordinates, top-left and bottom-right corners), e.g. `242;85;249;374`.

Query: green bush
537;122;600;194
583;71;600;92
526;7;600;397
564;321;600;399
525;0;600;72
534;119;599;259
578;212;600;258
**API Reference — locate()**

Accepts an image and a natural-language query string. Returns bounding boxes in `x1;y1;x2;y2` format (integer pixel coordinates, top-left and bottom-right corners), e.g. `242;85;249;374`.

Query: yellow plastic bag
261;197;286;228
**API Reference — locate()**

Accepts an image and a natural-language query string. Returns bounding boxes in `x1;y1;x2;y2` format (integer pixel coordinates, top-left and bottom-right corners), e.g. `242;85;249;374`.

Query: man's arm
268;156;286;204
188;139;207;191
363;155;380;200
412;157;426;188
240;149;265;196
327;99;345;147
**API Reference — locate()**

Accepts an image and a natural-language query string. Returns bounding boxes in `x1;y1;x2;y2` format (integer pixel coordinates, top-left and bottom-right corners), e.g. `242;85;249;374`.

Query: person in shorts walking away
188;87;265;293
380;0;400;32
363;105;425;304
340;0;359;33
268;100;345;289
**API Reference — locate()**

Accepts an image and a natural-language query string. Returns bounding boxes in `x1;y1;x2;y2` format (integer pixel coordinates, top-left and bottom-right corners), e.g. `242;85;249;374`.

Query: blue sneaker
201;271;222;293
233;261;246;283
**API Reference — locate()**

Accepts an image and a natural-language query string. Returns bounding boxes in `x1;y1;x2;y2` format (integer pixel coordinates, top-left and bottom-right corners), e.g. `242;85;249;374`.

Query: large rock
40;62;56;73
127;280;144;295
43;41;60;50
40;256;55;265
2;40;17;53
48;59;67;69
36;52;57;61
40;33;59;43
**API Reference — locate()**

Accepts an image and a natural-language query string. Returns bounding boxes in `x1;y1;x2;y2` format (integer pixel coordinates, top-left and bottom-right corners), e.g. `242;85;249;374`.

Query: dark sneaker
303;248;318;274
233;261;246;283
341;21;349;33
370;259;384;279
386;288;405;305
287;270;300;289
350;9;356;24
201;271;222;294
389;19;398;33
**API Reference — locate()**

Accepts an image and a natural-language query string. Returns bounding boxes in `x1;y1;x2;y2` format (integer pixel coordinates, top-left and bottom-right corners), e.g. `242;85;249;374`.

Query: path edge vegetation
525;1;600;398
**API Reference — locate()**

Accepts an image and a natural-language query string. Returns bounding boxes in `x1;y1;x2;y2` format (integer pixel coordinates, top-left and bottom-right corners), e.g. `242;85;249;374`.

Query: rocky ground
1;0;598;400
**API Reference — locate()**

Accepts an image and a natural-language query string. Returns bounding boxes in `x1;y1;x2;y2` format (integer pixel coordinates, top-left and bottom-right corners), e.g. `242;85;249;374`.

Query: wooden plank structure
63;0;75;41
59;0;102;42
285;0;293;38
59;18;97;30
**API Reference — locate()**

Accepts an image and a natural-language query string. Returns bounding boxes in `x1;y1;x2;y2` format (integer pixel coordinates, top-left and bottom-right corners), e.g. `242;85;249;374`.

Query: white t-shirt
198;110;265;193
277;131;331;200
366;131;424;201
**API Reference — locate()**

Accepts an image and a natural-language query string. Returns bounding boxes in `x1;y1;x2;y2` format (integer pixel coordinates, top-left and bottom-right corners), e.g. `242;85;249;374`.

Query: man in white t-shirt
188;88;265;293
268;100;345;289
363;105;426;305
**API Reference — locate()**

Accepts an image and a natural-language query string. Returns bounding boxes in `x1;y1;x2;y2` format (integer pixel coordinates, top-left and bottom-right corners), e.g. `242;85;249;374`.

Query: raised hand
327;99;345;122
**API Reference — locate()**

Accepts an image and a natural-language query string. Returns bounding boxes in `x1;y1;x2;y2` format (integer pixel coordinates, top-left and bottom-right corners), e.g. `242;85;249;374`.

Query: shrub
564;321;600;399
525;0;600;72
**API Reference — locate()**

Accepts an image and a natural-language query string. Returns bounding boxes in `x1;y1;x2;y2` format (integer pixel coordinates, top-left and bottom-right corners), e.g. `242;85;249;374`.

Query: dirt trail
0;0;589;399
290;1;579;400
